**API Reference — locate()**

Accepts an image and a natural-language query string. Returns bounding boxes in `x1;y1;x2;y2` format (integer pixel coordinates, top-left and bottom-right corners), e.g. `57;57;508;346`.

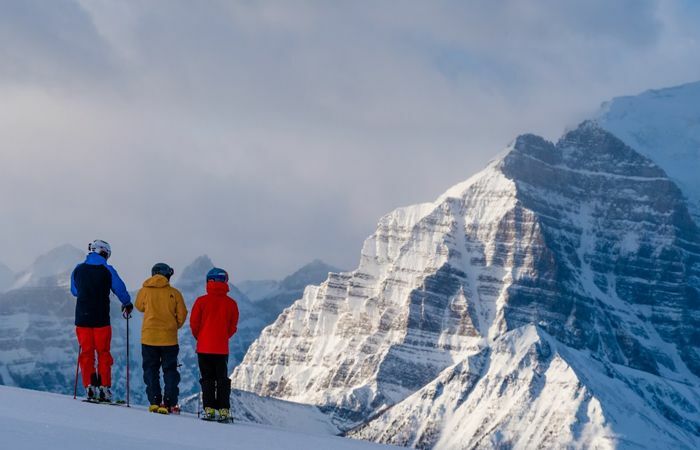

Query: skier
135;263;188;414
70;239;133;402
190;267;239;422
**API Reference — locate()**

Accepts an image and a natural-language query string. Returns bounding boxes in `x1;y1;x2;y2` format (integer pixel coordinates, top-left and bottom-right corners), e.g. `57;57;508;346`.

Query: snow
596;80;700;217
0;385;395;450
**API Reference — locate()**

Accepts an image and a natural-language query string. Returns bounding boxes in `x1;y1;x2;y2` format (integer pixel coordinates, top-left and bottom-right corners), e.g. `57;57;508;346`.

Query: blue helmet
206;267;229;283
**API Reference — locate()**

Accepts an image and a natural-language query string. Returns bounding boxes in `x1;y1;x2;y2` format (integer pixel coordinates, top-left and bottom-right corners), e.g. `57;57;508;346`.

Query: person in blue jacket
70;239;133;402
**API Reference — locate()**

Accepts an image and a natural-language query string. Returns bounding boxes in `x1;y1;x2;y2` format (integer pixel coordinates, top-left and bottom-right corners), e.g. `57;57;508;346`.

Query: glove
121;303;134;318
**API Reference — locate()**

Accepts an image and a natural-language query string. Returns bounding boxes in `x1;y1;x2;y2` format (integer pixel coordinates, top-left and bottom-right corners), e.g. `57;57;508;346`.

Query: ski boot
85;385;98;402
149;404;160;413
218;408;232;423
157;404;169;415
98;386;113;403
168;405;181;415
202;407;216;421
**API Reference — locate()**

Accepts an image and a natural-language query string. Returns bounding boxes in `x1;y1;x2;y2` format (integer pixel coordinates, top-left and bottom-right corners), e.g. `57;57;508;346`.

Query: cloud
0;0;699;285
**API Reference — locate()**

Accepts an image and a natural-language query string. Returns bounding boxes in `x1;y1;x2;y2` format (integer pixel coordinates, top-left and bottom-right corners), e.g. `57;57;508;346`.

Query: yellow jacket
135;275;188;346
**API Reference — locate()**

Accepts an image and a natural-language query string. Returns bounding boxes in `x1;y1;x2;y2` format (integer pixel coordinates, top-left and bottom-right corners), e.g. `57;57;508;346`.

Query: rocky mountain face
596;80;700;220
232;122;700;448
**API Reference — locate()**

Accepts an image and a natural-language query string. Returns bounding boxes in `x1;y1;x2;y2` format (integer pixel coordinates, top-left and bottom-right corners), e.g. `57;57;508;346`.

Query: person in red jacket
190;267;239;422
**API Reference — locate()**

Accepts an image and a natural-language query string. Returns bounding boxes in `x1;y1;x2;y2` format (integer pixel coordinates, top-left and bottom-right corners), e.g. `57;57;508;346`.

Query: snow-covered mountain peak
596;80;700;218
176;254;214;286
11;243;84;289
232;121;700;447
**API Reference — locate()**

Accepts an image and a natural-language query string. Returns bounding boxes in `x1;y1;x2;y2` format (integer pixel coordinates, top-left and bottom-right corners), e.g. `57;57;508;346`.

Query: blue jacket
70;253;131;327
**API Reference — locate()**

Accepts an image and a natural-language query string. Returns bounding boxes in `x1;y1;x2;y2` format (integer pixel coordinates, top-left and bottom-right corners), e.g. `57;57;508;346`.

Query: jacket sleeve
106;264;131;305
134;289;145;312
190;299;201;339
228;299;239;338
174;289;188;329
70;266;79;297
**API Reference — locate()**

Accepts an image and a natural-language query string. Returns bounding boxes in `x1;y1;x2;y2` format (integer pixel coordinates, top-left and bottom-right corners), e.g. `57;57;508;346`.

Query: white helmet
88;239;112;259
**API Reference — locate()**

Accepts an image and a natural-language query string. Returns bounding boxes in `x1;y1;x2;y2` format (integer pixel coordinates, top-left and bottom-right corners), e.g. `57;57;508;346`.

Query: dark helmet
206;267;229;283
152;262;174;280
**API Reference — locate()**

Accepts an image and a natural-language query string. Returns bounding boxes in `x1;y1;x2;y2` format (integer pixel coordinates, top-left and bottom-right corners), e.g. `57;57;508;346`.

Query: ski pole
126;312;130;408
73;345;81;400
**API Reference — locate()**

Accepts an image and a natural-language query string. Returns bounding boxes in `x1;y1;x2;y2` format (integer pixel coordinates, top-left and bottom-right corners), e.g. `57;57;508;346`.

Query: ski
82;399;126;406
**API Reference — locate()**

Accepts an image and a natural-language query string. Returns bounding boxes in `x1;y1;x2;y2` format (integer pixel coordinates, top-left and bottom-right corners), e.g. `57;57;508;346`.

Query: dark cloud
0;0;699;286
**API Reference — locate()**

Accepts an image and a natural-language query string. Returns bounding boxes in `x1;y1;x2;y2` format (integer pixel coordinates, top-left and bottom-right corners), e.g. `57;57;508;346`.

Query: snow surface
0;385;395;450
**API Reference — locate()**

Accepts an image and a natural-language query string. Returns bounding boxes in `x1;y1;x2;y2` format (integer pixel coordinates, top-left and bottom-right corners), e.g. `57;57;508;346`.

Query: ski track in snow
0;385;395;450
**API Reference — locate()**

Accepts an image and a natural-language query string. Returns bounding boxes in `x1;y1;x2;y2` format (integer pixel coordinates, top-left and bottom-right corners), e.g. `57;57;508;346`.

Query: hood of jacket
143;274;170;288
206;280;230;295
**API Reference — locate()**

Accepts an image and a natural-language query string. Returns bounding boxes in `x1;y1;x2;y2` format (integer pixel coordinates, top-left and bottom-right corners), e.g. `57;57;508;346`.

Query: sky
1;0;700;286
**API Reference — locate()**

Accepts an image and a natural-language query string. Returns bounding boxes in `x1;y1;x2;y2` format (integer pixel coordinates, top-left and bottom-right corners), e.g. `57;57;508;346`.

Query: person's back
190;268;239;422
135;263;187;413
136;273;187;346
190;280;238;354
70;239;132;403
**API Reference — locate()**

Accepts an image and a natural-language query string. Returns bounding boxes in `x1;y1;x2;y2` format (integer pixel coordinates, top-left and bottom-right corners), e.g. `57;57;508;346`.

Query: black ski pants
198;353;230;409
142;344;180;407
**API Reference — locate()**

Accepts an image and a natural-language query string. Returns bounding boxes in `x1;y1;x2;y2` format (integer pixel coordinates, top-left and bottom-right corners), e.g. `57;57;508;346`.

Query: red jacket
190;281;239;355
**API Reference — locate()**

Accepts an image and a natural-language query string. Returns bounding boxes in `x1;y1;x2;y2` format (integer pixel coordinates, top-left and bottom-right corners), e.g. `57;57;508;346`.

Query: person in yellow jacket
135;263;187;414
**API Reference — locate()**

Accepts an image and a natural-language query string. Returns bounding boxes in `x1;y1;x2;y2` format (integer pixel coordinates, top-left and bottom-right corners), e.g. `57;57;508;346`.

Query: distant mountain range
0;249;339;406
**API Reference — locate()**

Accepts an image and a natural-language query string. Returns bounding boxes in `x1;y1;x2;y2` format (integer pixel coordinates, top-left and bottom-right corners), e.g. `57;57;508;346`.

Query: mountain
232;122;700;448
11;244;84;290
0;385;395;450
0;262;13;292
596;80;700;219
350;326;700;449
238;259;341;323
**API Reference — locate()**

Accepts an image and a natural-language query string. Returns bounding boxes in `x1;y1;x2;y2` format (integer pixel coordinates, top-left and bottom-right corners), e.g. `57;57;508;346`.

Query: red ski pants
76;326;113;387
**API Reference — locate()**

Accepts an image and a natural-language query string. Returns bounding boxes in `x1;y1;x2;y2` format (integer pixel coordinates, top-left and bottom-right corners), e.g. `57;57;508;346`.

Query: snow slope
350;326;700;449
0;385;394;450
181;388;345;435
